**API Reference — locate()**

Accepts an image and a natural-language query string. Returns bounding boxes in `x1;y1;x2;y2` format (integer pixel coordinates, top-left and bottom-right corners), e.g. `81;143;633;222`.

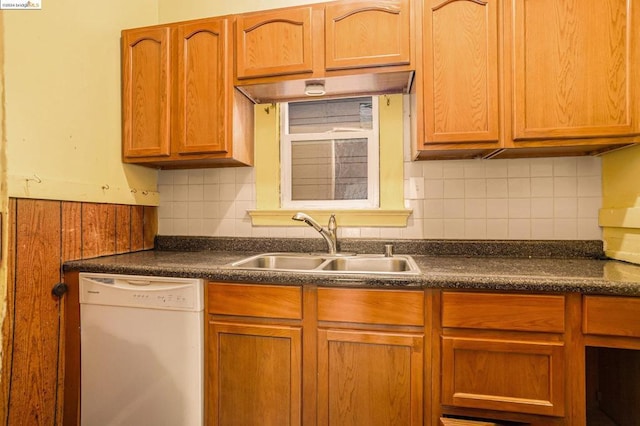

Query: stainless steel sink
228;253;421;275
231;253;326;270
320;256;418;273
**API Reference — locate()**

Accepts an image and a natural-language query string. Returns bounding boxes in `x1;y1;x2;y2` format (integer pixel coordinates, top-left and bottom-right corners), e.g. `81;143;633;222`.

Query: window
280;96;379;209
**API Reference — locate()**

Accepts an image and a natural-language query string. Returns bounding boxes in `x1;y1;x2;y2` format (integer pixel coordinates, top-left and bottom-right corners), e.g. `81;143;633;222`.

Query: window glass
281;97;379;209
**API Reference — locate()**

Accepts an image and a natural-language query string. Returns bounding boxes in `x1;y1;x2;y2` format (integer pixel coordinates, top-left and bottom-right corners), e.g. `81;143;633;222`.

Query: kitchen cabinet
414;0;640;160
205;283;425;425
583;295;640;425
419;0;500;150
440;292;566;420
206;283;303;426
316;288;425;426
235;7;315;80
324;0;411;71
122;18;254;168
234;0;414;102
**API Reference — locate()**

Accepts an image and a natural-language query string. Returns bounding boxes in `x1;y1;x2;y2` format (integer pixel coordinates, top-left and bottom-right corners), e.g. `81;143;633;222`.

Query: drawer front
442;292;565;333
208;282;302;319
441;336;565;417
317;288;424;326
583;295;640;338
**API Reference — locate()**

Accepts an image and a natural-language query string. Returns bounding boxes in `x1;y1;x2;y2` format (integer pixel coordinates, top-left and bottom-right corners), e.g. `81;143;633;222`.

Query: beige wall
0;0;161;374
159;0;326;22
4;1;159;206
601;145;640;264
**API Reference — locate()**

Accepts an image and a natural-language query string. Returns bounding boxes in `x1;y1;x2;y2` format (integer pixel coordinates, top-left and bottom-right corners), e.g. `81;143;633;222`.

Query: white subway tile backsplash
508;177;531;198
443;199;465;219
157;156;603;240
507;159;530;177
530;158;554;177
465;199;487;218
531;198;554;218
486;199;508;218
578;176;602;197
554;198;578;218
553;158;578;176
554;177;578;197
508;219;531;239
443;179;465;198
465;179;487;199
486;178;508;198
531;177;554;197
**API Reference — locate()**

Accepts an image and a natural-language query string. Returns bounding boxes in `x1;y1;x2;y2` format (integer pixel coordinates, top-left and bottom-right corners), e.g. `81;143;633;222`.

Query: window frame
280;96;380;209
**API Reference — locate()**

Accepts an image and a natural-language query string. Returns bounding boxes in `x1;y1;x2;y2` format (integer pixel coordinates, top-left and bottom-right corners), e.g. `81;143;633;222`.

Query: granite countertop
63;237;640;296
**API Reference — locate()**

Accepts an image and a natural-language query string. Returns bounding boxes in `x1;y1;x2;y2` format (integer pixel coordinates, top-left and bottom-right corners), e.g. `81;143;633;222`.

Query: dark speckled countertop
63;237;640;296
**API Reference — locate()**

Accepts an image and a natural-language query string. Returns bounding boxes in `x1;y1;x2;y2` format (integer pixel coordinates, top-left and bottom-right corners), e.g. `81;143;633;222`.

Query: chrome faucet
292;212;337;254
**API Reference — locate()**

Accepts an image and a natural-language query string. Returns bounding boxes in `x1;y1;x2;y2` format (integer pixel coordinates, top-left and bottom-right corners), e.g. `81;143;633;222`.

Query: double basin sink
228;252;421;275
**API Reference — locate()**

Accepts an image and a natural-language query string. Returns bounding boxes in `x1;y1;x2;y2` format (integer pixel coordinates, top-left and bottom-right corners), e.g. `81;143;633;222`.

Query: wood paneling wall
0;198;156;426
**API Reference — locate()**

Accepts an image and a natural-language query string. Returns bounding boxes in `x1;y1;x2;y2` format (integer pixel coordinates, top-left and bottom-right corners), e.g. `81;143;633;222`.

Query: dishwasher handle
52;282;68;298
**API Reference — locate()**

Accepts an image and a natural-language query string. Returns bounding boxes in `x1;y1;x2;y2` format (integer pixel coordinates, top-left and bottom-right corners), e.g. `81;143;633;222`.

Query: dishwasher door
79;273;204;426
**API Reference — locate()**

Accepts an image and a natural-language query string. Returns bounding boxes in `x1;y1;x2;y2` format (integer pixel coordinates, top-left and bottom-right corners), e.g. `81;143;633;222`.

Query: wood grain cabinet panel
442;292;565;333
235;7;314;79
325;0;411;70
318;328;424;426
318;287;424;326
122;18;253;168
122;27;171;158
208;282;302;319
441;336;565;417
509;0;640;141
421;0;500;145
175;20;229;155
583;295;640;338
208;322;302;426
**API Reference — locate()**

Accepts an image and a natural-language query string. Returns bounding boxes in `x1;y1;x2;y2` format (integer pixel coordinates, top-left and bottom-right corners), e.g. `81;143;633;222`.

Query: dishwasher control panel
79;273;203;311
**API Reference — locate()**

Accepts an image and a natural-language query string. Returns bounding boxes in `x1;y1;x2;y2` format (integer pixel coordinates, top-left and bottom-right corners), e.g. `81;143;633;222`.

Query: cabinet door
422;0;500;144
208;322;302;426
325;0;411;70
122;27;171;158
175;19;230;155
317;329;423;426
510;0;640;140
441;336;565;417
236;7;314;79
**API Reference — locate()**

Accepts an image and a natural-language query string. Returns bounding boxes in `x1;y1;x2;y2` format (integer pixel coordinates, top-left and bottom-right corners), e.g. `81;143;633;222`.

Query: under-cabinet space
585;347;640;426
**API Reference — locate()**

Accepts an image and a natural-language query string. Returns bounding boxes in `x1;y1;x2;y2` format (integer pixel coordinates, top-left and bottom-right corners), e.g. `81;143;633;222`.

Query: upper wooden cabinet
122;27;172;159
235;7;315;79
414;0;640;160
508;0;640;142
122;18;253;168
420;0;500;146
234;0;415;102
324;0;411;70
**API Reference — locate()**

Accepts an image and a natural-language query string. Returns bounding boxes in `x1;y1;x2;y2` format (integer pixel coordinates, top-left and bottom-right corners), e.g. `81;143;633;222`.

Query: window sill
248;209;413;227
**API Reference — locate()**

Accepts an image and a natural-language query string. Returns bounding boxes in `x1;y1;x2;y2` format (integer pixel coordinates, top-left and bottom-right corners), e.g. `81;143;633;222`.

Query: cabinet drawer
583;295;640;338
441;336;565;417
442;292;565;333
317;288;424;326
208;282;302;319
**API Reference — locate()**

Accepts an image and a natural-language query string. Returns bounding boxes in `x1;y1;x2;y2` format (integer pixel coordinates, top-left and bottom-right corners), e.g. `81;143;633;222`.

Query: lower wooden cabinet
441;336;565;417
208;322;302;426
317;328;424;425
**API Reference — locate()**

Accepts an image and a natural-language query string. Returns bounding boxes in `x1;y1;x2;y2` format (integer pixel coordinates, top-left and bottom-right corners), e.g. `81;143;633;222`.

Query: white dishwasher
79;272;204;426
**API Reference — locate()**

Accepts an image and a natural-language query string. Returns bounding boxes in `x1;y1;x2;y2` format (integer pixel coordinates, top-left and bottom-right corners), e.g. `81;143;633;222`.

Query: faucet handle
328;214;337;232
